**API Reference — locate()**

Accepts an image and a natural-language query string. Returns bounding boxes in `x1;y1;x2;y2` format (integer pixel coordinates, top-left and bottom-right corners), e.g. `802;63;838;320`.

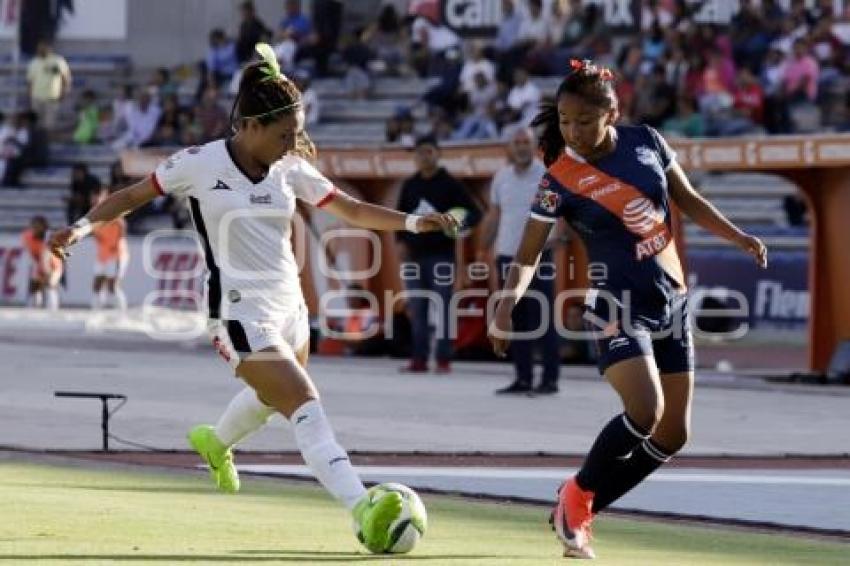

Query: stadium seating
685;173;807;250
0;144;116;232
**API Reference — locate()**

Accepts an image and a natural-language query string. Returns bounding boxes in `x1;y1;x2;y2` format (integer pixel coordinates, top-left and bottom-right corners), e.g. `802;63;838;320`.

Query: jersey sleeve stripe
151;173;165;196
315;187;337;208
529;212;557;223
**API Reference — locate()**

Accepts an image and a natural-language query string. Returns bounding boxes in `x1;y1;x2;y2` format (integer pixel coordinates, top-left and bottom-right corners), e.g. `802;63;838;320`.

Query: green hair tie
255;42;282;82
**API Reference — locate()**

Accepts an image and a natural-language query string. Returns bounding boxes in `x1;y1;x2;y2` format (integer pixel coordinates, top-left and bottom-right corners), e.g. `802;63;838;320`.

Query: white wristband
405;215;422;234
71;217;93;238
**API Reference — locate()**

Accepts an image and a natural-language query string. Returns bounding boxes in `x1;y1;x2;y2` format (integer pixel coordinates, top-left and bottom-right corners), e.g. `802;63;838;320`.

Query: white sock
291;400;366;509
31;291;44;308
114;288;127;311
98;289;108;308
214;386;275;447
46;289;59;311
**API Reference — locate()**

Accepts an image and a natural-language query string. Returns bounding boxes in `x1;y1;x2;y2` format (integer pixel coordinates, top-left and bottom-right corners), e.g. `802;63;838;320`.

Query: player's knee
666;423;690;453
655;419;689;454
628;397;664;433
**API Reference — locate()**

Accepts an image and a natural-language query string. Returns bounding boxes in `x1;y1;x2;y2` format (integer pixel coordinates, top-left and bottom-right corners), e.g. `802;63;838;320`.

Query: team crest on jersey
211;180;232;191
535;188;560;214
636;146;663;176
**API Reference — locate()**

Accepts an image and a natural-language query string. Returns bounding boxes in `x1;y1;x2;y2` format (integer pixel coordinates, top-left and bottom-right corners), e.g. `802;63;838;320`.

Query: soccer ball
356;483;427;554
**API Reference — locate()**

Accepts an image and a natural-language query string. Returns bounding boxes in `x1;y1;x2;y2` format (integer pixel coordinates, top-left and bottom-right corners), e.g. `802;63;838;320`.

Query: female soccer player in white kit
49;44;457;553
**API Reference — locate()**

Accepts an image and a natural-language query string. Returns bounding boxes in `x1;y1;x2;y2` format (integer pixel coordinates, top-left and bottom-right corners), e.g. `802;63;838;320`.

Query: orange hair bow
569;59;614;81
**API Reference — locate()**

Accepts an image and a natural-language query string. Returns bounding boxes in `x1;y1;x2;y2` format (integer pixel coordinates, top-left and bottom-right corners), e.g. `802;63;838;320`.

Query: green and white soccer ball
355;483;428;554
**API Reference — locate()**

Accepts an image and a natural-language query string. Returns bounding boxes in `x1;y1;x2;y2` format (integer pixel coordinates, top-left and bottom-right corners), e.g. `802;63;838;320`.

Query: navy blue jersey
529;125;686;312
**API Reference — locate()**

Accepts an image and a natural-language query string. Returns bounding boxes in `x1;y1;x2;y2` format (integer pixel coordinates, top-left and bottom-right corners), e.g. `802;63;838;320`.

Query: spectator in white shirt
454;72;499;140
111;85;134;133
495;0;524;54
459;41;496;95
0;111;25;182
469;72;499;117
411;14;461;76
516;0;548;48
507;67;541;125
547;0;570;46
517;0;561;74
111;91;162;150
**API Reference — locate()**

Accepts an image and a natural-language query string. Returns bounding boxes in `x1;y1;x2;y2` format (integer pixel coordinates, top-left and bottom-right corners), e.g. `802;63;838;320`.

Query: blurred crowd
401;0;850;141
8;0;850;186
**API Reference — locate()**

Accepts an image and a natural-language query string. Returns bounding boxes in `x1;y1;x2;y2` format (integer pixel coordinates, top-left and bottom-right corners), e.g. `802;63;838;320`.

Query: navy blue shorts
584;292;694;375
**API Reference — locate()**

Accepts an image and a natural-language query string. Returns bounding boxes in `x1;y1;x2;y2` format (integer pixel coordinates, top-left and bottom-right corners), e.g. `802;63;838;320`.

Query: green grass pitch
1;460;846;565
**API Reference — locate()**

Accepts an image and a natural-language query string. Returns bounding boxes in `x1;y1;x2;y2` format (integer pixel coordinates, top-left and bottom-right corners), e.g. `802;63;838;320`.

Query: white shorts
207;303;310;372
94;257;128;279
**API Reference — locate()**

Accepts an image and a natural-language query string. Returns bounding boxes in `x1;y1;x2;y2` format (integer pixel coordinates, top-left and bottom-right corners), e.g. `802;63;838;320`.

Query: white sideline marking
236;465;850;487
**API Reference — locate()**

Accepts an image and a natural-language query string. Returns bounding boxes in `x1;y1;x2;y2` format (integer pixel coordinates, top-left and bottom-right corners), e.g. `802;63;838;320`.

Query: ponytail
531;101;563;167
230;43;317;160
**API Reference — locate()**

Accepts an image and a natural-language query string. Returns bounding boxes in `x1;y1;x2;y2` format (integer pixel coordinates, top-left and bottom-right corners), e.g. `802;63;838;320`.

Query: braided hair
230;44;316;160
531;59;618;166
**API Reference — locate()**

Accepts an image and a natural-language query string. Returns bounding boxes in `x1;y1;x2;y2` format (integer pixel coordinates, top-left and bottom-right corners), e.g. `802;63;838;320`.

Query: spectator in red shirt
683;53;706;101
734;68;765;124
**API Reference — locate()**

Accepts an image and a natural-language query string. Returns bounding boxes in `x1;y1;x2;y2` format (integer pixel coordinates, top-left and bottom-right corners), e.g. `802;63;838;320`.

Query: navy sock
575;413;649;493
591;438;673;513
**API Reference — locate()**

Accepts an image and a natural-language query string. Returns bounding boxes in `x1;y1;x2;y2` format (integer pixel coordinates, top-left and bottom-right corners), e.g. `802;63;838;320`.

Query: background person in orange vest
91;188;129;311
21;215;63;310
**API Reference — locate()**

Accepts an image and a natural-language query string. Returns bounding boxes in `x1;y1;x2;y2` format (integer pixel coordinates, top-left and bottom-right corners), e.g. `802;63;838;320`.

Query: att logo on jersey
636;232;669;260
211;180;232;191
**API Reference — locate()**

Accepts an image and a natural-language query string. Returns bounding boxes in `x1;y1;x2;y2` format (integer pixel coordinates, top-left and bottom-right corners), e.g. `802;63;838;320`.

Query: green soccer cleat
188;425;239;494
352;486;405;553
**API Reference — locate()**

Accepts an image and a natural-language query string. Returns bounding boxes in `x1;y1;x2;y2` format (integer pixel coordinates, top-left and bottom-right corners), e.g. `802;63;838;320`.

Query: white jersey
153;140;336;321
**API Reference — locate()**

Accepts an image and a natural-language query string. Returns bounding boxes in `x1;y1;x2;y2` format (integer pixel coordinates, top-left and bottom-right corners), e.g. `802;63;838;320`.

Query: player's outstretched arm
48;177;160;259
488;217;552;357
321;190;459;234
666;162;768;268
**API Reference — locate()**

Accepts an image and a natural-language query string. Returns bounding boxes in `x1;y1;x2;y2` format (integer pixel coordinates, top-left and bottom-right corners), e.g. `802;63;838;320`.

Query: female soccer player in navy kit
49;44;457;553
489;60;767;559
